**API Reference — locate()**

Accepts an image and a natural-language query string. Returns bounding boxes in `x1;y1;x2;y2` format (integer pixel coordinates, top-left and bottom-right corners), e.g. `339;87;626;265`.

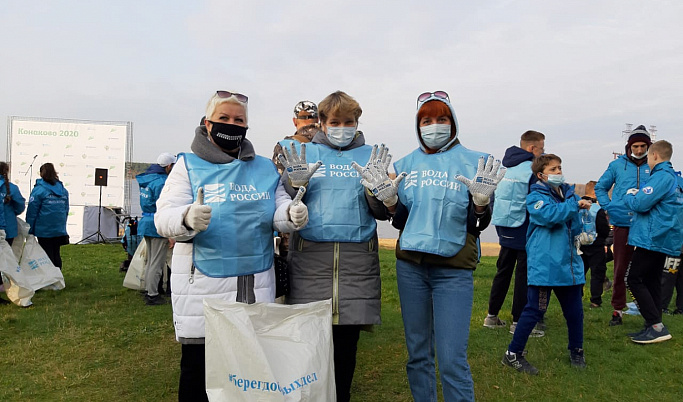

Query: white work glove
455;155;506;207
278;142;323;188
184;187;212;232
0;229;5;242
626;188;639;195
351;144;407;207
575;235;584;255
288;187;309;228
578;232;596;245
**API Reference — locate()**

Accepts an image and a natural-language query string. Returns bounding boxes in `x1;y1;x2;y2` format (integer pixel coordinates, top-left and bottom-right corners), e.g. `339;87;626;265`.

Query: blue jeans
508;285;584;354
396;259;474;402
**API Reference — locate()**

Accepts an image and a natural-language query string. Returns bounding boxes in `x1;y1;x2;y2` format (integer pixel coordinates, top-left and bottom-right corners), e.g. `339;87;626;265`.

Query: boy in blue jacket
624;140;683;344
502;154;591;374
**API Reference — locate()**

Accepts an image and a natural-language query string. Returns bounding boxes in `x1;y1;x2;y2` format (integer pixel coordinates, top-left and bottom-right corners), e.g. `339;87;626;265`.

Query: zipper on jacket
333;242;340;325
568;224;576;285
298;236;304;252
189;264;195;284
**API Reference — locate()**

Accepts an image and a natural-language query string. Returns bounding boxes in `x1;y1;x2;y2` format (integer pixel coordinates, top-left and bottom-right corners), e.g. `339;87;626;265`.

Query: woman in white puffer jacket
154;90;306;402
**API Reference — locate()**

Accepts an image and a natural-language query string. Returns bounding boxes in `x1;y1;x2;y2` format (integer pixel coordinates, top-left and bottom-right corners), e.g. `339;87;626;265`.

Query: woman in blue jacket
26;163;69;268
0;162;26;246
502;154;591;375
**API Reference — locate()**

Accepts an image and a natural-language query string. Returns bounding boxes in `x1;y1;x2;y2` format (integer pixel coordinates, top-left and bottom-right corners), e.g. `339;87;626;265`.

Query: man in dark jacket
580;180;611;307
484;130;545;337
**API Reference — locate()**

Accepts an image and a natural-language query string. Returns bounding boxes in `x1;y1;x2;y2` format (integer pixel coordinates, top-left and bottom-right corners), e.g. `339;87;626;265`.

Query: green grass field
1;244;682;401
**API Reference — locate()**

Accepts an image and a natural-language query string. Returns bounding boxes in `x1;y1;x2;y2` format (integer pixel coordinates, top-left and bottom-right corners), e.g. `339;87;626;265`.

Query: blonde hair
650;140;673;160
205;92;248;123
318;91;362;124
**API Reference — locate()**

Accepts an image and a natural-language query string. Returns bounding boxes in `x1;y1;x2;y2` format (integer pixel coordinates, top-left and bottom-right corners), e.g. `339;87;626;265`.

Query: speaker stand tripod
77;185;112;244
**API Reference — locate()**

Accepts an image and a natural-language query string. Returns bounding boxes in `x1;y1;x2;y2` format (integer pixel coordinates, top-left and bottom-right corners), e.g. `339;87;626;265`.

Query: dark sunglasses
417;91;449;105
216;90;248;103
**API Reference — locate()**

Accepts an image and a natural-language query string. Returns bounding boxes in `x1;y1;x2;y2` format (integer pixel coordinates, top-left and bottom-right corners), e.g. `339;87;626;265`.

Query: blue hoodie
1;181;26;238
494;145;538;250
595;154;650;227
626;161;683;256
526;181;585;287
26;179;69;238
136;164;168;238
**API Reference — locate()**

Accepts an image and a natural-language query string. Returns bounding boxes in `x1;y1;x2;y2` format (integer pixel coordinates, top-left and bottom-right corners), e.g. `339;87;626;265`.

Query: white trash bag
204;298;336;402
18;235;66;291
123;239;147;290
11;217;31;261
0;240;35;307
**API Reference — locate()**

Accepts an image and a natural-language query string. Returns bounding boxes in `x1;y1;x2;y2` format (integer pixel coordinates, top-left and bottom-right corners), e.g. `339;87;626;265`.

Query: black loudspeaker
95;168;108;186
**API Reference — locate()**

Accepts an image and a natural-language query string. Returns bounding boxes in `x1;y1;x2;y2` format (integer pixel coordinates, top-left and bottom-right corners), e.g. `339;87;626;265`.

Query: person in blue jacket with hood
624;140;683;344
136;152;176;305
0;162;26;246
485;130;546;337
26;163;69;269
502;154;591;375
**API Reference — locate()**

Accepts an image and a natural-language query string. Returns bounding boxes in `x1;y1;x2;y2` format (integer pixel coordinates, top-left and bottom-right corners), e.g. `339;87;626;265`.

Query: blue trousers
508;285;584;354
396;259;474;402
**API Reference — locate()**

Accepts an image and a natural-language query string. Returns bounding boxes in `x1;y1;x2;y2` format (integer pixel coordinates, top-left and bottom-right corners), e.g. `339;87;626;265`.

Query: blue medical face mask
420;124;451;149
326;126;356;147
545;174;565;186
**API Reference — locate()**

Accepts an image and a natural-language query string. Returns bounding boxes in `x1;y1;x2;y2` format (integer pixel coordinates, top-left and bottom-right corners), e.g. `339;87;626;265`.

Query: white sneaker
483;315;507;328
509;322;545;337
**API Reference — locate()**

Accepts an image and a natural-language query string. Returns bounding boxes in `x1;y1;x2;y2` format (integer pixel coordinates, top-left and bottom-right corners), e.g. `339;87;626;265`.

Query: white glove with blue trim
455;155;506;207
352;144;407;207
278;143;323;188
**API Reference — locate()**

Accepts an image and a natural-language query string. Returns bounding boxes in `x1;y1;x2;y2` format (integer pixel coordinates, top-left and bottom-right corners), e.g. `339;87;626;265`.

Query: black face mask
208;121;247;151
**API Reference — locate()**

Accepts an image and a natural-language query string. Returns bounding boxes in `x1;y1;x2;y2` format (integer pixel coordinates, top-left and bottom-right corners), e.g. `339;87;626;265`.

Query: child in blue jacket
502;154;591;374
624;140;683;344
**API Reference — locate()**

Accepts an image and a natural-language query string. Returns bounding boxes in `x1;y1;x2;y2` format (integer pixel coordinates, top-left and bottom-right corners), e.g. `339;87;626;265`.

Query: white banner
8;117;130;208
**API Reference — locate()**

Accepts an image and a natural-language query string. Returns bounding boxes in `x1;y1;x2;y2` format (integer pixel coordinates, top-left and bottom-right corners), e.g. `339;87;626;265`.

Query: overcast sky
2;0;682;183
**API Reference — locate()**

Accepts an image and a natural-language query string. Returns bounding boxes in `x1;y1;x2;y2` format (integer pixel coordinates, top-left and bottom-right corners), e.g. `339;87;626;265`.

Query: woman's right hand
184;187;212;232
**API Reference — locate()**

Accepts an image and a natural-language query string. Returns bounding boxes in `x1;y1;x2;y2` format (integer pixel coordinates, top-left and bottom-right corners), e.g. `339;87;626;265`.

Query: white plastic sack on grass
18;235;65;291
11;217;30;261
0;240;34;306
123;239;147;290
204;298;336;402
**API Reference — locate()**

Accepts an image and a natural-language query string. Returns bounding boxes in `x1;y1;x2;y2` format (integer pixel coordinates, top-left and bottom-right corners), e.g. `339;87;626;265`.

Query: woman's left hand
352;144;407;207
455;155;506;207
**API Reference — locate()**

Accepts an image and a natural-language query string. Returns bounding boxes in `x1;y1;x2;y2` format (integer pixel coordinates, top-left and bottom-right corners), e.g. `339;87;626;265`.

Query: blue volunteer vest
296;144;376;242
183;153;279;277
395;144;487;257
491;161;532;228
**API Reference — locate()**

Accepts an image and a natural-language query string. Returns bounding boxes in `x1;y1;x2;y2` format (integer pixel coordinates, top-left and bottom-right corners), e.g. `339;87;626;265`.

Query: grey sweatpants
145;236;169;297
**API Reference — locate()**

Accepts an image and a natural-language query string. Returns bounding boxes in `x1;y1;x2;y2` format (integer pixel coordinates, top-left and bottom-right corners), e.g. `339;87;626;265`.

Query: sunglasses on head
216;90;248;103
417;91;449;105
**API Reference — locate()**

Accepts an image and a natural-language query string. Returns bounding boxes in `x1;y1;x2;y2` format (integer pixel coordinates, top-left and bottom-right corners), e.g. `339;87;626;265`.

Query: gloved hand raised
288;187;309;228
352;144;407;207
278;143;323;188
455;155;506;207
184;187;212;232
